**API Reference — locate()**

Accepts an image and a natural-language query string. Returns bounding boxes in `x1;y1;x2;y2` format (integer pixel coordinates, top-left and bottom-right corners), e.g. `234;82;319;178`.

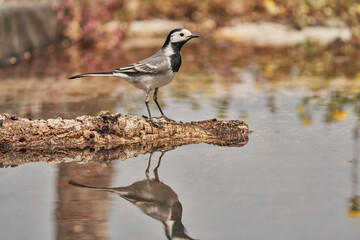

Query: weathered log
0;111;249;167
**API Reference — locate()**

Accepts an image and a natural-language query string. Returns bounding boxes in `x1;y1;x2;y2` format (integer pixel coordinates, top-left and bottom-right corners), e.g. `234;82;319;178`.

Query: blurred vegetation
2;0;359;124
52;0;360;45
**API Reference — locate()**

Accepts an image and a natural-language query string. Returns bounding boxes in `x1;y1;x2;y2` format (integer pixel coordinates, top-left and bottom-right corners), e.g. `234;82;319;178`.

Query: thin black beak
190;34;200;39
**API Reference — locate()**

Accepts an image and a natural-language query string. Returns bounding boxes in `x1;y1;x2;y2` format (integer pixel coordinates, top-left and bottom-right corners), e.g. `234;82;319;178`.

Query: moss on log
0;111;249;167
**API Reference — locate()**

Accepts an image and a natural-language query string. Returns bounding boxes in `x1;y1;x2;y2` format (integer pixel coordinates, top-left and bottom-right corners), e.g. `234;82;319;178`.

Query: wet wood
0;111;249;167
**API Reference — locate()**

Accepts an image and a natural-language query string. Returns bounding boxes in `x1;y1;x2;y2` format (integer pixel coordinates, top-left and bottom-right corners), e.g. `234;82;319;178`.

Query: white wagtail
69;28;199;127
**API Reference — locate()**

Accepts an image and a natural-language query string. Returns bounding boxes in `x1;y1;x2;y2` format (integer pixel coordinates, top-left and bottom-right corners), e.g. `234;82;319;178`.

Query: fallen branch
0;111;249;167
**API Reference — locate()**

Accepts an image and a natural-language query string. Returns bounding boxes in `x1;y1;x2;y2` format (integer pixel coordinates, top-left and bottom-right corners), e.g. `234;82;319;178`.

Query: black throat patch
170;52;182;73
168;41;186;73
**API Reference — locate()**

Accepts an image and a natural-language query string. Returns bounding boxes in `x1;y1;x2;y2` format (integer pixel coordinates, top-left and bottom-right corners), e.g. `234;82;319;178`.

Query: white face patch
163;44;175;56
170;29;193;43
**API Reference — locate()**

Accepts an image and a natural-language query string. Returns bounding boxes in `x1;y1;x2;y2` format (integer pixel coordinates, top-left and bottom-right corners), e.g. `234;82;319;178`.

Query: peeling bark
0;111;249;167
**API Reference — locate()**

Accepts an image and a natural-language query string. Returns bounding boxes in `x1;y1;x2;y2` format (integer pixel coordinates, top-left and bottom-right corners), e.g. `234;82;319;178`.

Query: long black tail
69;180;113;190
69;180;127;194
69;72;114;79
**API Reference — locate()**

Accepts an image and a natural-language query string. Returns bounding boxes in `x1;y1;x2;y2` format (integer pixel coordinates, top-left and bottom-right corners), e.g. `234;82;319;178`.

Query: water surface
0;40;360;239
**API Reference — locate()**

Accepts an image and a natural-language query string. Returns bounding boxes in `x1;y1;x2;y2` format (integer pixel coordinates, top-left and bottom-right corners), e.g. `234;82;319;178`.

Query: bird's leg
154;151;165;182
153;88;175;122
145;152;153;179
143;91;162;128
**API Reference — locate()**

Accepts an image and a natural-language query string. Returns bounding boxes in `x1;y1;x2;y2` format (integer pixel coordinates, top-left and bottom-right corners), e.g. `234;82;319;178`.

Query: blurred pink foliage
51;0;360;46
52;0;127;47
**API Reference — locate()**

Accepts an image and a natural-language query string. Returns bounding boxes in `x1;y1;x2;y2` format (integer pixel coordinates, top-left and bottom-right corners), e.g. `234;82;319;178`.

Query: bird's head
169;29;200;43
162;29;199;51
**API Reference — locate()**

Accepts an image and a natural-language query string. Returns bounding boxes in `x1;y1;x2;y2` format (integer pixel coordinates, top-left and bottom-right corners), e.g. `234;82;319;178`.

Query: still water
0;39;360;239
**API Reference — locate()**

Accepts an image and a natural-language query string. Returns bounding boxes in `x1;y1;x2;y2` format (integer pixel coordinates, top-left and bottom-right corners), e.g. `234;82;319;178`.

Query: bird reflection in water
70;151;195;240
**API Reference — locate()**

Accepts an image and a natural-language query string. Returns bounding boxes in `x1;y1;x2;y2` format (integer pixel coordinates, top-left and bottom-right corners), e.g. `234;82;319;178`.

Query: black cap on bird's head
162;28;200;50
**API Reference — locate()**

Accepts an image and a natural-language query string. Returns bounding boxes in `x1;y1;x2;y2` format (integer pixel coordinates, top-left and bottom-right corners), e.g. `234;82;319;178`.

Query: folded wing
114;62;159;73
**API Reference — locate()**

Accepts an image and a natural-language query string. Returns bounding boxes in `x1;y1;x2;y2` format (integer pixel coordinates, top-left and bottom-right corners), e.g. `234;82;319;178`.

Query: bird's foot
160;115;176;122
143;114;175;122
149;120;163;128
142;115;163;128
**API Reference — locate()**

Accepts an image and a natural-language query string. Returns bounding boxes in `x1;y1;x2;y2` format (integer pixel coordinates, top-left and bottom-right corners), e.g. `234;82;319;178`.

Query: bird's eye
180;33;184;37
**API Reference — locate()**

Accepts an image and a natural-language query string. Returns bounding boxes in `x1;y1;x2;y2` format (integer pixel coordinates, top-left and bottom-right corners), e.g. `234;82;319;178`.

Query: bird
69;152;195;240
69;28;200;128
